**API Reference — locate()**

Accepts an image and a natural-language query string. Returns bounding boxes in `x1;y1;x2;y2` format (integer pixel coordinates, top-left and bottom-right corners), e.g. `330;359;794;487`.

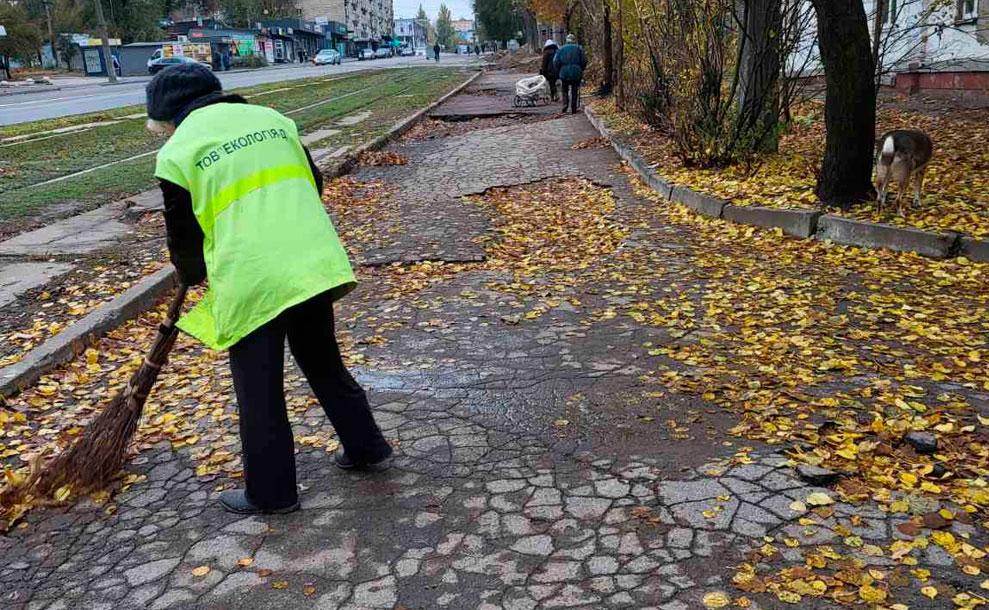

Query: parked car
374;47;391;59
148;55;212;74
359;48;375;61
400;46;415;57
312;49;341;65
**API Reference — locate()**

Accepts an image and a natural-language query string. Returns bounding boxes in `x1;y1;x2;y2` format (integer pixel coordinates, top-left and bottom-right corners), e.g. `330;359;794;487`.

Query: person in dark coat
553;34;587;114
540;40;560;102
433;43;441;62
474;44;480;57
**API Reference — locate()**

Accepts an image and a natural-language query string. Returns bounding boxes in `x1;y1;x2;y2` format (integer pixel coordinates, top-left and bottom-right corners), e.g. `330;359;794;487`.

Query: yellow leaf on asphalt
303;583;317;596
236;558;253;567
192;565;210;577
272;580;289;589
806;492;834;506
776;591;801;604
921;586;938;599
789;500;807;512
858;584;887;603
702;592;730;608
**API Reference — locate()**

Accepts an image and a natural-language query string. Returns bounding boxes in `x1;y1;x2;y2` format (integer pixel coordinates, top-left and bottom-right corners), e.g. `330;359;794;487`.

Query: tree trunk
737;0;782;152
93;0;117;82
809;0;876;207
871;0;886;89
44;0;58;68
600;0;613;95
614;0;625;107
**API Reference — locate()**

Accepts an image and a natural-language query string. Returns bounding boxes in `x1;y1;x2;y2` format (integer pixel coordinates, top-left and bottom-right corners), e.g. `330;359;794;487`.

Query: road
0;54;482;126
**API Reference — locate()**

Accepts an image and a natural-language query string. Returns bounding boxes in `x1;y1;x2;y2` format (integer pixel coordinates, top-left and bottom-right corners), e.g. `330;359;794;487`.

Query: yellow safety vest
154;103;356;350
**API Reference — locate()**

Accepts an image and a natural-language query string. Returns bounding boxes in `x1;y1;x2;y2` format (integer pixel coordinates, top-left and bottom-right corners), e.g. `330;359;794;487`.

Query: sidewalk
1;73;986;610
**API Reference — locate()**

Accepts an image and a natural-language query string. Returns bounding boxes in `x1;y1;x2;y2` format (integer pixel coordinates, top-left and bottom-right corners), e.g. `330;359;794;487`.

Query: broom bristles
0;284;187;513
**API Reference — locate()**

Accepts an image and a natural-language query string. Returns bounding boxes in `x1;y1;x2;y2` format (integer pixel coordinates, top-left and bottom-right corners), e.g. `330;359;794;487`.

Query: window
957;0;978;20
881;0;898;25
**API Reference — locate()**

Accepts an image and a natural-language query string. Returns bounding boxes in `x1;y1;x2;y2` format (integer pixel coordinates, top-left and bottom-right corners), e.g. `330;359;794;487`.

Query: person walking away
474;45;480;57
434;43;441;62
553;34;587;114
145;64;393;515
540;39;560;102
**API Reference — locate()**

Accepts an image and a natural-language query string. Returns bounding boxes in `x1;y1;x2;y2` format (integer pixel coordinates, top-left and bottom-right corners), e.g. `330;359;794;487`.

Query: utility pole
42;0;57;68
93;0;117;82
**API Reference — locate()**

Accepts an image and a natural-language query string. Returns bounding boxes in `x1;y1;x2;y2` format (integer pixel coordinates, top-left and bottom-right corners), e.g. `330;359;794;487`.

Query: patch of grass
0;67;471;226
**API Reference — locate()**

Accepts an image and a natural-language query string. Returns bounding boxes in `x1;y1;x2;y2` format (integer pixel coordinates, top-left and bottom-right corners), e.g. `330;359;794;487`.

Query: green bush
231;55;269;69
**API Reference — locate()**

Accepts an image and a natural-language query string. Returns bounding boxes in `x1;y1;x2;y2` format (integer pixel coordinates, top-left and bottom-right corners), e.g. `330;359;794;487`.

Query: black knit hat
146;63;222;122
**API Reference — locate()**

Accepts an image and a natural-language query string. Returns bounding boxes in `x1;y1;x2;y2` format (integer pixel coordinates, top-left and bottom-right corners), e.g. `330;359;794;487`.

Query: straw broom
1;284;188;509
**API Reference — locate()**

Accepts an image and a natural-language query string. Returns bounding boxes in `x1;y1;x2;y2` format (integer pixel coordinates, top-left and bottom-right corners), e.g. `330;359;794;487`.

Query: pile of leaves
357;151;409;167
589;97;989;237
572;137;610;150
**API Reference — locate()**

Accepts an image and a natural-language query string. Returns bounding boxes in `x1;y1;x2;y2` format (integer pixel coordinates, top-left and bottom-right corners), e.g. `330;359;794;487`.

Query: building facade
451;18;475;43
393;18;427;49
790;0;989;93
297;0;393;50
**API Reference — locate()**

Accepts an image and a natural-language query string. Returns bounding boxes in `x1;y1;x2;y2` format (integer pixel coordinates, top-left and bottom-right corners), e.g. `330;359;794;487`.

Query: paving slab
0;262;75;307
0;202;133;256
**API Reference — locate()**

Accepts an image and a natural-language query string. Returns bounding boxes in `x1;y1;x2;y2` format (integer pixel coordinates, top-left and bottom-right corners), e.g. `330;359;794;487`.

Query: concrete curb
0;266;177;399
816;216;959;258
723;205;821;239
0;86;61;97
959;236;989;262
0;71;482;400
320;69;483;178
583;104;980;262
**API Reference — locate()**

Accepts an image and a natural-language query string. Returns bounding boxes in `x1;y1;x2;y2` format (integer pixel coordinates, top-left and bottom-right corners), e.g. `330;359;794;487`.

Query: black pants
547;77;558;101
228;291;390;509
563;80;580;114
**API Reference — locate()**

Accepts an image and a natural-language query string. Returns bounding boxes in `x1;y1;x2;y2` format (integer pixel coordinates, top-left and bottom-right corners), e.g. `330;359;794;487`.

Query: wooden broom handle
163;284;188;330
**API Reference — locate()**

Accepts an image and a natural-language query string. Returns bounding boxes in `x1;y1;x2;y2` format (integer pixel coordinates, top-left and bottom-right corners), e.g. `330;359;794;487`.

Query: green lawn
0;67;469;226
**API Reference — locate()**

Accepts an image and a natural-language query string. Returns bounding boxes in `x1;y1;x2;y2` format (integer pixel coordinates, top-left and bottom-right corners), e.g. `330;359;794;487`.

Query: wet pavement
1;73;985;610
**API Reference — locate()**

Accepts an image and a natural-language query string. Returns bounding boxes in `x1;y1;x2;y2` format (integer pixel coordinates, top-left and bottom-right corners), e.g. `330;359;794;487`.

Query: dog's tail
879;134;895;166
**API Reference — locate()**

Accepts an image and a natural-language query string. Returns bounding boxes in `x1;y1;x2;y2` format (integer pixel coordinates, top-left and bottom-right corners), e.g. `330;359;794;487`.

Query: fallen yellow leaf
702;591;730;608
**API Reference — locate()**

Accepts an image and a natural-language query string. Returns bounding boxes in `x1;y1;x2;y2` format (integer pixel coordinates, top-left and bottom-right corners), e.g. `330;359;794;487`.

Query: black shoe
219;490;299;515
334;447;393;471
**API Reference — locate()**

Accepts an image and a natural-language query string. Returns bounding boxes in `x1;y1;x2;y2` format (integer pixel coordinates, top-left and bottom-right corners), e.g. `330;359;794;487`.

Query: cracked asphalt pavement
1;73;985;610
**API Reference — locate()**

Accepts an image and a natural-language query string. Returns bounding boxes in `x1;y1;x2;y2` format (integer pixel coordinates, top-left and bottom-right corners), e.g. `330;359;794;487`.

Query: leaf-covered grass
588;96;989;238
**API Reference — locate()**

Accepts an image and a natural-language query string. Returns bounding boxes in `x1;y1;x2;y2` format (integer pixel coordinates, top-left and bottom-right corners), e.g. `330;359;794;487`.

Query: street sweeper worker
145;63;393;515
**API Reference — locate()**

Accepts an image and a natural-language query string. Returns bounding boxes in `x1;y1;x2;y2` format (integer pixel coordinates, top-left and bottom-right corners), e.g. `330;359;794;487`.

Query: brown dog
875;129;934;216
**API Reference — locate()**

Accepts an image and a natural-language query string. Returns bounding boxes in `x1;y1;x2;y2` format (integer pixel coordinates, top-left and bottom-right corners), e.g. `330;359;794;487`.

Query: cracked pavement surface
2;73;985;610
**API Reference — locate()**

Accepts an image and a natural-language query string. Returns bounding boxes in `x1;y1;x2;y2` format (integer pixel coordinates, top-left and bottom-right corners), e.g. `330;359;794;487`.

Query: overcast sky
393;0;475;21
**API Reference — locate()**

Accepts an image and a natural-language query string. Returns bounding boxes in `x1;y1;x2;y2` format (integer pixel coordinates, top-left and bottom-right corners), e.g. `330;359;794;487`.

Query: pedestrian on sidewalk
434;43;441;62
553;34;587;115
145;64;393;515
540;39;560;102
